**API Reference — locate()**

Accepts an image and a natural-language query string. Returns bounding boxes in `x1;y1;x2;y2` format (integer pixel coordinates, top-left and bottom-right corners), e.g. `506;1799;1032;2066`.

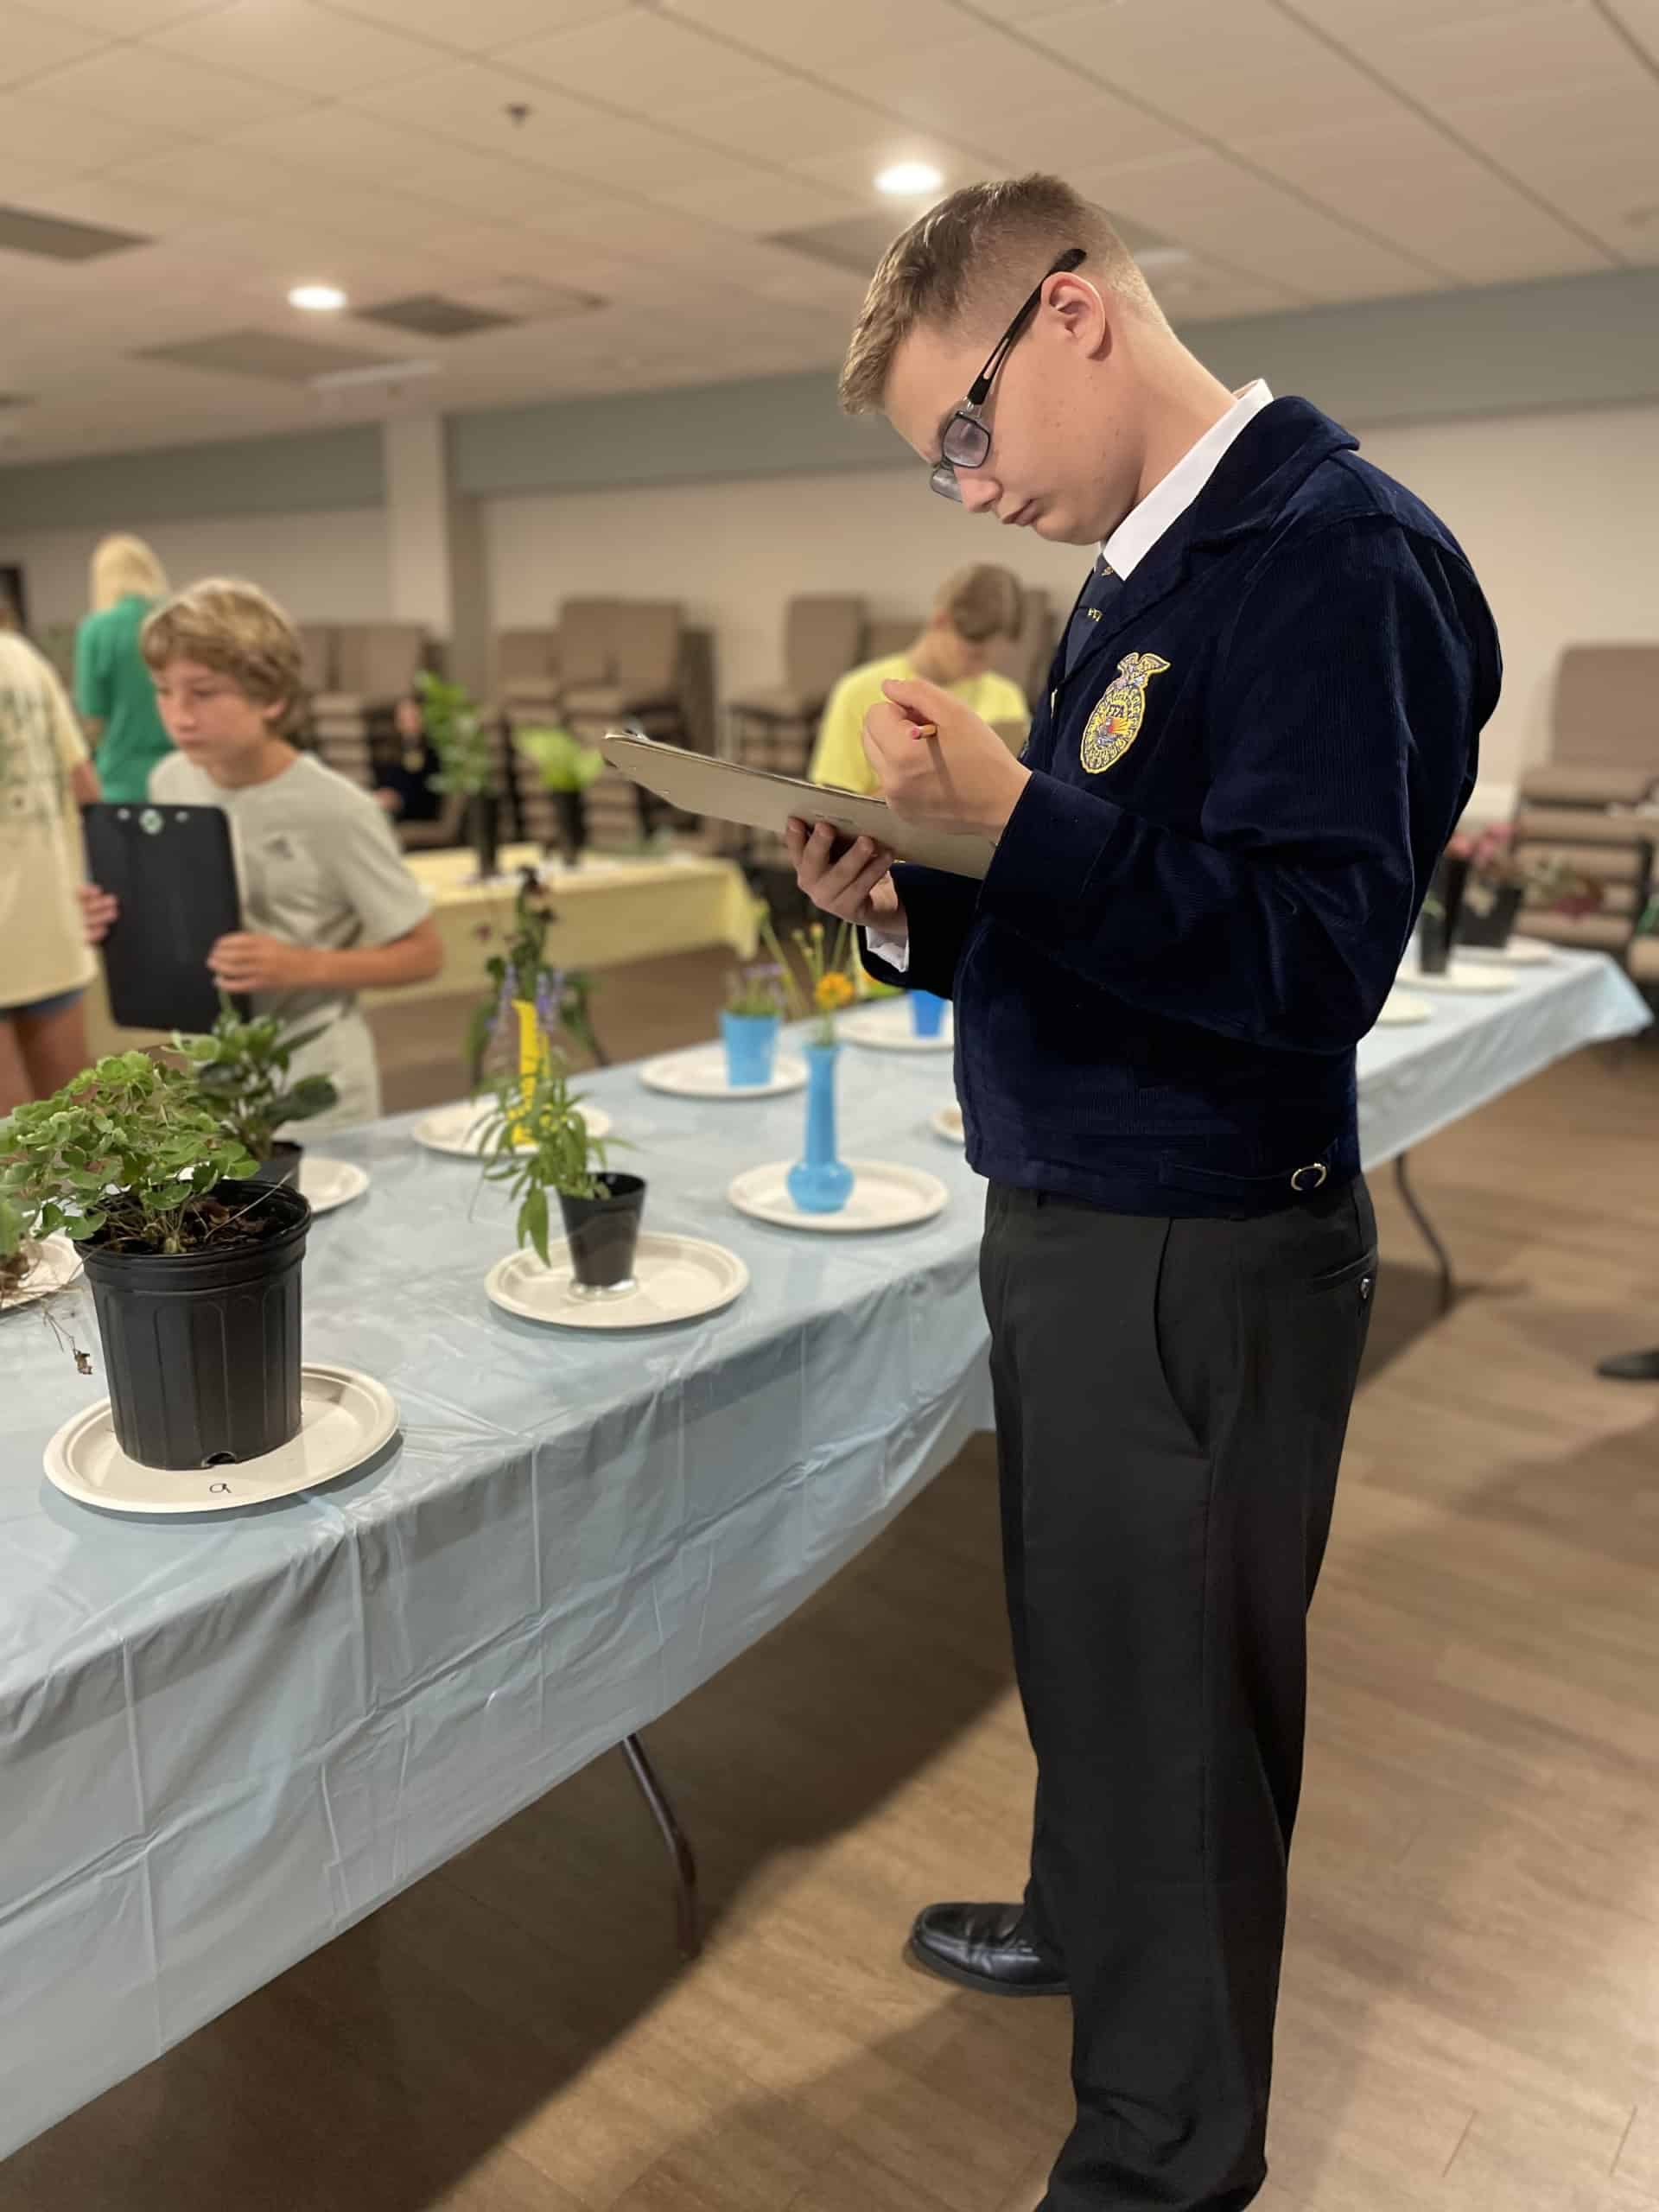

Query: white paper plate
298;1157;369;1214
931;1103;965;1143
0;1233;81;1313
412;1097;613;1157
1408;960;1518;995
1371;991;1433;1028
486;1233;748;1329
840;1003;954;1053
728;1159;949;1232
639;1046;808;1100
1459;937;1554;966
43;1363;398;1516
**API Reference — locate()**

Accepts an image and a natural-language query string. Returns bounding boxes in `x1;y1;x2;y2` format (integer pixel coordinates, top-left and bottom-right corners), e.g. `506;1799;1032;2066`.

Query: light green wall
0;423;383;529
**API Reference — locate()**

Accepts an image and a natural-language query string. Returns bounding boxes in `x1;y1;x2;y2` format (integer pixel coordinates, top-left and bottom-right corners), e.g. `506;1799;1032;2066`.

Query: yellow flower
815;971;855;1013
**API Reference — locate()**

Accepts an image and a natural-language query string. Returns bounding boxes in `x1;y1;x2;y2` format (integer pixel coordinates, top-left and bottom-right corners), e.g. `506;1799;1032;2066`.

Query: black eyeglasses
930;247;1086;501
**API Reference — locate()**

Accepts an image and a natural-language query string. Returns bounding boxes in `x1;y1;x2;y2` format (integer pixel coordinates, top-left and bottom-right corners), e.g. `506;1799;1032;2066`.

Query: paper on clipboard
598;730;996;881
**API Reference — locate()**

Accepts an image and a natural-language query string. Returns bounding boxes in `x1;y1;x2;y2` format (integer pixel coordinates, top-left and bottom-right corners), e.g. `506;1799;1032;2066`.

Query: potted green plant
513;723;606;867
0;1053;309;1469
0;1192;31;1306
467;867;601;1096
172;996;340;1187
417;670;499;880
477;1057;643;1298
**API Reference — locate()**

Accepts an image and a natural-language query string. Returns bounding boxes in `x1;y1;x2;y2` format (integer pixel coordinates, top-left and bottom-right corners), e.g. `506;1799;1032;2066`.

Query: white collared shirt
1098;378;1274;578
869;378;1273;974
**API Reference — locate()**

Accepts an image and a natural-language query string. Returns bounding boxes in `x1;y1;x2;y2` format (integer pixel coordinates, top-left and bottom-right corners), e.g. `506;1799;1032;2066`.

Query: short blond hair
841;173;1163;417
91;533;168;611
142;579;305;739
934;564;1024;645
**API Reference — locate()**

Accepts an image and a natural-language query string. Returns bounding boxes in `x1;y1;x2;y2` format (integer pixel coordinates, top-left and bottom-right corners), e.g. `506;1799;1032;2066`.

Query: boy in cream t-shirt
809;563;1030;794
82;579;442;1130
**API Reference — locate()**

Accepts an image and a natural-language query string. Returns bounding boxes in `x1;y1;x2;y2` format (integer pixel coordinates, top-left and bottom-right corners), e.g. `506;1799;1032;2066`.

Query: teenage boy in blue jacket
788;174;1499;2212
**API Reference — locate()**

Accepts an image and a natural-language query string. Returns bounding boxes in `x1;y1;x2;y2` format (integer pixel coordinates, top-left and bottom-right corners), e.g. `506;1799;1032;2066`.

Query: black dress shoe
1598;1345;1659;1381
907;1901;1068;1996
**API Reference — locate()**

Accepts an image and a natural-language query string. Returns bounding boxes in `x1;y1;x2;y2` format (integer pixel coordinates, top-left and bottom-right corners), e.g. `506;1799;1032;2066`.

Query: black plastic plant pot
79;1178;311;1471
1457;883;1523;950
1418;853;1470;976
467;791;499;880
552;789;588;867
557;1173;645;1297
246;1140;302;1189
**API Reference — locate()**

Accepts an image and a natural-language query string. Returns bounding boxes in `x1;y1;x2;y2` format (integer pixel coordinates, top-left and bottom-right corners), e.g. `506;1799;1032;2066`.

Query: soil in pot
81;1178;311;1470
556;1173;645;1298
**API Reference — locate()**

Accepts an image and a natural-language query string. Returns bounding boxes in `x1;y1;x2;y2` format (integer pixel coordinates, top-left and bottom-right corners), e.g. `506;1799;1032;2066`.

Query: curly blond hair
840;173;1163;417
141;579;305;738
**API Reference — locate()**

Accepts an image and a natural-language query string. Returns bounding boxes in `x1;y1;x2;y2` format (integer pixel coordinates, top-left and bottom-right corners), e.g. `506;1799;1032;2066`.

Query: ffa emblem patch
1080;652;1170;774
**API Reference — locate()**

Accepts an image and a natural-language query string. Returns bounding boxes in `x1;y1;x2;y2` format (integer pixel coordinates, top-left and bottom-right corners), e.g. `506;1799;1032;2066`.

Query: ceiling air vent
0;204;149;262
134;331;403;382
353;295;522;339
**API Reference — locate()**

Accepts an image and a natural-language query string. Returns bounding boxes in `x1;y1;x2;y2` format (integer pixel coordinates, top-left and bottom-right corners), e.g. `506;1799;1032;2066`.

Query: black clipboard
83;801;243;1033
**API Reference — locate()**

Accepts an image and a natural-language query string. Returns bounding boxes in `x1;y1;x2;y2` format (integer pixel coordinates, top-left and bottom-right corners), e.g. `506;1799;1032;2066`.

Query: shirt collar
1101;378;1274;580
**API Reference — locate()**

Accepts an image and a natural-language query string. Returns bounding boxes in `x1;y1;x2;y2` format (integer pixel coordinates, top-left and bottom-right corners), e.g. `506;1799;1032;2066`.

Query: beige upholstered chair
861;616;918;663
1517;645;1659;810
728;596;866;773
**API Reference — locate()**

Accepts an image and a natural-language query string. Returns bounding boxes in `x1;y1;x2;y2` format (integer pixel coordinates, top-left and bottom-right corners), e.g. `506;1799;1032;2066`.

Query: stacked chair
1509;645;1659;970
724;597;866;882
304;621;428;793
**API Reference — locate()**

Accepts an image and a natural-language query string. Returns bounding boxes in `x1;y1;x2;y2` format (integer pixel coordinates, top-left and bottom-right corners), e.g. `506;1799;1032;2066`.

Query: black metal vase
467;791;499;881
1418;854;1471;975
552;788;588;868
80;1179;311;1471
1456;881;1524;950
557;1173;645;1298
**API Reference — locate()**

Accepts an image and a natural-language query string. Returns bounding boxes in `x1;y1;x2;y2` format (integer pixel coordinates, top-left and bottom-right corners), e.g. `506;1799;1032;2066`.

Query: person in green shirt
74;534;175;803
809;562;1031;794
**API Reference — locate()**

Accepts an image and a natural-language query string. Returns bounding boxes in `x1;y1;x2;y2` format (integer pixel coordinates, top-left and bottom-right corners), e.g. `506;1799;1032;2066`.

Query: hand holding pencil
859;677;1031;843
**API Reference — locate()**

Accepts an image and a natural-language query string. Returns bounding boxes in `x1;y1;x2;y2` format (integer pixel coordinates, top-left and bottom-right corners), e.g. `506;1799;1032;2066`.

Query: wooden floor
5;977;1659;2212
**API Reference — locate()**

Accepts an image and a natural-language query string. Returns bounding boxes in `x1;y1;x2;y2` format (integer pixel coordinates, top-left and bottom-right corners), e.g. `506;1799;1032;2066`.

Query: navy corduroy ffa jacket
864;397;1501;1217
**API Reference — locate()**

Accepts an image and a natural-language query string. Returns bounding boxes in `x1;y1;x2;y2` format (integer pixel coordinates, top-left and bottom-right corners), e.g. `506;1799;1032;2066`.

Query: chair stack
305;622;429;793
725;597;866;874
1510;645;1659;969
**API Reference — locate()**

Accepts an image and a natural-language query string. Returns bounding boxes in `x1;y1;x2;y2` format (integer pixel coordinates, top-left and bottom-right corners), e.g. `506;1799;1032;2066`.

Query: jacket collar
1058;397;1358;695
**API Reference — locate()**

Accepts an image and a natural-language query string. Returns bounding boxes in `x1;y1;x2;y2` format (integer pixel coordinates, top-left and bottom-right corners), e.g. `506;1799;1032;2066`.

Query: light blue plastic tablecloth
0;950;1646;2156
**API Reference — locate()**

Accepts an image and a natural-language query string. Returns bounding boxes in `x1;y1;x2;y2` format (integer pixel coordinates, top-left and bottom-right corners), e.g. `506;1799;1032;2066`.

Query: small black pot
1456;881;1523;950
246;1140;302;1189
1418;853;1470;976
551;788;588;868
557;1173;645;1296
467;791;499;881
80;1178;311;1471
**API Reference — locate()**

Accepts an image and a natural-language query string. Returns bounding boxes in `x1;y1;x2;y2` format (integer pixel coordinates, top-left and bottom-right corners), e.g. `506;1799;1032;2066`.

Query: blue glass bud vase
787;1039;854;1214
910;989;947;1039
721;1009;780;1088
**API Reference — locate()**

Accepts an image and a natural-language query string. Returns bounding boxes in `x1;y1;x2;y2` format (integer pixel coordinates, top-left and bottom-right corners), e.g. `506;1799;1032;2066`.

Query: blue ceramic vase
910;990;947;1039
721;1009;780;1088
786;1040;854;1214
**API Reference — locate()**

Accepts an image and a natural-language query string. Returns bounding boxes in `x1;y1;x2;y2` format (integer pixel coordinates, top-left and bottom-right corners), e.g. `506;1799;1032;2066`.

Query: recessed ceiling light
289;283;346;313
876;162;943;198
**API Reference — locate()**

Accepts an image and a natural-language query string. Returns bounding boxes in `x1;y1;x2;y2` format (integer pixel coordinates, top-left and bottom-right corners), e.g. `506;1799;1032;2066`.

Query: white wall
0;507;391;633
484;400;1659;815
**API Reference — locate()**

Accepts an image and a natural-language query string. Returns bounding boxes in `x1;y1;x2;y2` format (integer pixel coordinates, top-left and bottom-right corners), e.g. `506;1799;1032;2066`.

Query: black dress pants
978;1174;1377;2210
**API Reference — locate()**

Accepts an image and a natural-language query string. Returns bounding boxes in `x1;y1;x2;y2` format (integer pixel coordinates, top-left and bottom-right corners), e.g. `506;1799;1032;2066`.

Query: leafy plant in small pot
1449;820;1604;949
514;724;606;868
172;995;340;1186
417;671;499;881
477;1058;643;1300
0;1053;309;1470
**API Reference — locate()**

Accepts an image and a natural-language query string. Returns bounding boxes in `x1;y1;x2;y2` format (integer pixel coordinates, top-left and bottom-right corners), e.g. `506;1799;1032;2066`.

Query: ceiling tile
662;173;861;235
5;170;224;238
810;27;1080;127
786;134;992;201
1231;111;1612;283
0;90;194;170
147;0;449;99
229;103;457;186
671;81;878;165
658;0;970;70
29;41;317;132
976;91;1193;173
1603;0;1659;64
99;142;312;214
0;3;102;88
349;60;613;167
311;0;632;49
1440;82;1659;245
1344;0;1646;104
43;0;221;28
499;11;783;106
1287;0;1584;35
1021;0;1403;139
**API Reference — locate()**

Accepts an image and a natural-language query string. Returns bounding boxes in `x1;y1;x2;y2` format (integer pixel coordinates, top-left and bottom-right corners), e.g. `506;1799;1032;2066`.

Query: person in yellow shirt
809;563;1029;793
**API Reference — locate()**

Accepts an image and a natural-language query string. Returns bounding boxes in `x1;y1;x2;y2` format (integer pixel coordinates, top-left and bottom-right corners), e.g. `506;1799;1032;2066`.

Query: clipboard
598;730;996;881
82;801;243;1033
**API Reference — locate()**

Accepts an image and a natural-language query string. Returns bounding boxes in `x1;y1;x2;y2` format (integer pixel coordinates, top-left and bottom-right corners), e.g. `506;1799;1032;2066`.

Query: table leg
1393;1150;1456;1314
620;1732;702;1960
